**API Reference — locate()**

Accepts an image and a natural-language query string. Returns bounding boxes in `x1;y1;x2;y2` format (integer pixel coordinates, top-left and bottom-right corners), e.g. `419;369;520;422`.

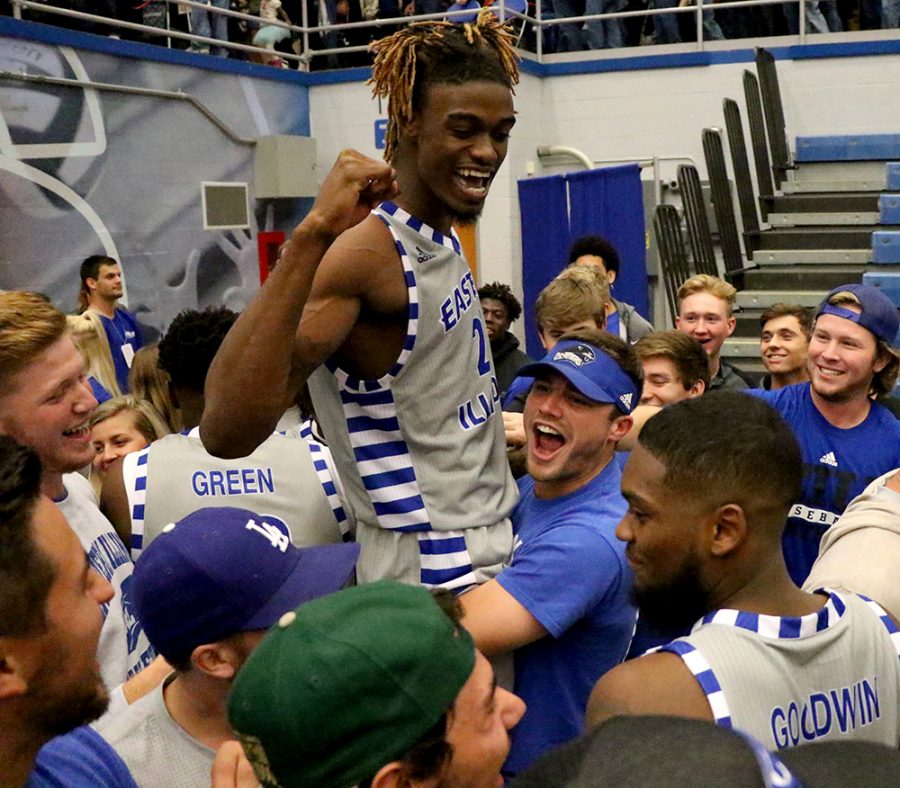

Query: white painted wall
309;50;900;300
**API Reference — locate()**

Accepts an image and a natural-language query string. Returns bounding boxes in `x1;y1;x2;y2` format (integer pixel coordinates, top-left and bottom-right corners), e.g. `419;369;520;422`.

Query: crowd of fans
2;10;900;788
6;0;899;69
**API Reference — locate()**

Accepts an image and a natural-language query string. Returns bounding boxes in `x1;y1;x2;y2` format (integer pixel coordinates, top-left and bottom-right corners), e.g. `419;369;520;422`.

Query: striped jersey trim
855;592;900;661
694;590;846;639
658;640;733;729
298;420;350;539
325;203;474;589
128;447;150;559
378;201;462;256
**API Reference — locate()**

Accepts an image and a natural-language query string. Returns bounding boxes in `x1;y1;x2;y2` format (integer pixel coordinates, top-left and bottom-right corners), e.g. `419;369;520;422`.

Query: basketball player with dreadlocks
203;10;520;591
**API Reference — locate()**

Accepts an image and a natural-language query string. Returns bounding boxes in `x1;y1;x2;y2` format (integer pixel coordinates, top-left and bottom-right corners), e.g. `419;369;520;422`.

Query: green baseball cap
228;581;476;788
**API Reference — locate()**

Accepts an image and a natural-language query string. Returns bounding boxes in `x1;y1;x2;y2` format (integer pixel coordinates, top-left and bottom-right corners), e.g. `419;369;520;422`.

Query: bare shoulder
586;650;714;729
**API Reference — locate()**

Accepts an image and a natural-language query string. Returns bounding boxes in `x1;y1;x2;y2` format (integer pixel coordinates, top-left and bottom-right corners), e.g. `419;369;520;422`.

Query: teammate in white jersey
586;392;900;750
0;291;153;687
202;11;520;588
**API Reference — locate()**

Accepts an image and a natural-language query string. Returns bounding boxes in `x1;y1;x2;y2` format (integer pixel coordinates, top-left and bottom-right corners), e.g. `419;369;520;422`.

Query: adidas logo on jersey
619;393;633;411
415;246;436;264
819;452;838;467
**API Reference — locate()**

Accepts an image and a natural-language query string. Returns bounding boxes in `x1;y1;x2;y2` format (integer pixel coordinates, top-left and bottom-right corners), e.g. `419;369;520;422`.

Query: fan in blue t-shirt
748;284;900;585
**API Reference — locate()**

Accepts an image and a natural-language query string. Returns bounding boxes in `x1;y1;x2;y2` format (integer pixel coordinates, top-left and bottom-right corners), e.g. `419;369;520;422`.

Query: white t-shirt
58;473;155;687
94;674;216;787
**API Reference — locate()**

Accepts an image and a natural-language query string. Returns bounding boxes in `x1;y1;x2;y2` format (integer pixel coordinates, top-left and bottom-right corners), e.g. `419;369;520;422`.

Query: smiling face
616;444;711;629
760;315;809;380
524;371;630;499
807;311;886;404
639;356;703;407
91;410;150;478
402;80;515;231
0;336;98;494
439;651;525;788
676;292;735;360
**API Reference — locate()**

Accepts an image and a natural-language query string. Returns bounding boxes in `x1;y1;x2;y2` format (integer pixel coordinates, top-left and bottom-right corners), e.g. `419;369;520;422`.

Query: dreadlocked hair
369;8;520;163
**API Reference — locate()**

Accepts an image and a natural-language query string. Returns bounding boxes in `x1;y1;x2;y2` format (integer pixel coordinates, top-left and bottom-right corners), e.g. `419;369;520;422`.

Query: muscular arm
201;151;398;458
586;652;714;728
99;459;132;549
460;579;549;656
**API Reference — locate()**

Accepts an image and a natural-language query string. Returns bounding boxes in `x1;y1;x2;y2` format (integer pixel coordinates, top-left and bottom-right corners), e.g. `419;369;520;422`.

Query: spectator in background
89;395;170;485
503;265;609;412
479;281;532;399
448;0;483;21
584;0;626;48
77;255;144;394
567;235;653;344
67;311;121;404
128;344;183;433
189;0;231;56
635;330;709;407
252;0;293;67
759;303;811;390
675;274;753;391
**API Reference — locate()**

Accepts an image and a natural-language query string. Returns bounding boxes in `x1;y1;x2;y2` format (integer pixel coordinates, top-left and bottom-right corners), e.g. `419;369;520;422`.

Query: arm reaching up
201;150;398;458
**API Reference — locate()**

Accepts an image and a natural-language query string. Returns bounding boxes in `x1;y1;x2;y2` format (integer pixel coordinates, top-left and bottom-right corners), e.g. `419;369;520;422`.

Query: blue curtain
567;164;649;320
518;164;649;357
518;175;570;358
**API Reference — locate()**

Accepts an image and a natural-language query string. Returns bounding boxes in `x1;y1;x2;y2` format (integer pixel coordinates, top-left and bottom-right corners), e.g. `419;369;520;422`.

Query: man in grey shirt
94;506;359;785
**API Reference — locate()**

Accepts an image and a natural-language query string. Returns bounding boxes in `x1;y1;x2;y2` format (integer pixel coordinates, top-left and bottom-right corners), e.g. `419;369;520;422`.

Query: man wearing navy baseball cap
94;506;359;786
461;328;641;776
748;283;900;586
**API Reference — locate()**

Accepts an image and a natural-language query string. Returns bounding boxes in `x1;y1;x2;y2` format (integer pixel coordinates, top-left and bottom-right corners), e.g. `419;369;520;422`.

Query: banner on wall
518;164;649;358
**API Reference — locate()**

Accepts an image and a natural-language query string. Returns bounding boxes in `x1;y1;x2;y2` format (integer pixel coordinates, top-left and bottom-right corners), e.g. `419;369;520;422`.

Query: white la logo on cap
245;518;290;552
619;393;633;410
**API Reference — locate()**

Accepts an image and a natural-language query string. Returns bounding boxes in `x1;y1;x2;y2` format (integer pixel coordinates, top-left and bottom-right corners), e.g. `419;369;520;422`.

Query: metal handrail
8;0;869;68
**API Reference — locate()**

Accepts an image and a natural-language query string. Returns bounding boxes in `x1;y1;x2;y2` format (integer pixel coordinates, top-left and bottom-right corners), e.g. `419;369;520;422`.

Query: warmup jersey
122;425;349;559
58;474;155;685
307;202;517;590
748;385;900;583
658;591;900;750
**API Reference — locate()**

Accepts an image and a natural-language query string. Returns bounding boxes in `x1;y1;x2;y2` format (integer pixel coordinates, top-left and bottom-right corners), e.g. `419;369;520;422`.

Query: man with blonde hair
0;291;153;688
675;274;752;391
502;266;610;413
749;284;900;584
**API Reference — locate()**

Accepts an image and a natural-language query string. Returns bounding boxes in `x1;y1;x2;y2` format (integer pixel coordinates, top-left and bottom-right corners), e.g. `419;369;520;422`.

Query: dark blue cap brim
242;542;360;633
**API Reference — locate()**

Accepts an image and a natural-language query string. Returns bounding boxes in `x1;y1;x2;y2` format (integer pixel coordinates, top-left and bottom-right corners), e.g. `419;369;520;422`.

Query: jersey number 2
472;318;492;376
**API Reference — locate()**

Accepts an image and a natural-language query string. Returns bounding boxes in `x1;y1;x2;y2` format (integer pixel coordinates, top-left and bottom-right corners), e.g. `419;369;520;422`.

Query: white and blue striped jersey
657;590;900;750
307;202;517;591
122;424;349;559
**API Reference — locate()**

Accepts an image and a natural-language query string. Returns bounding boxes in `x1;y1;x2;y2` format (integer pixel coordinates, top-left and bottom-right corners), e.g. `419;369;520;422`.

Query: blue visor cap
816;283;900;345
518;339;641;414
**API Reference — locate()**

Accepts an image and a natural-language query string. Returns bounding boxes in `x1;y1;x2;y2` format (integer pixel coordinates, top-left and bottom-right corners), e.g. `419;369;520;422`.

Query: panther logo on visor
553;344;596;367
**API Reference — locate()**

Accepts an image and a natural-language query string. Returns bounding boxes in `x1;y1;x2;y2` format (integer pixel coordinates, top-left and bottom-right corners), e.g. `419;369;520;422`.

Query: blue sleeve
27;727;137;788
497;524;622;638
